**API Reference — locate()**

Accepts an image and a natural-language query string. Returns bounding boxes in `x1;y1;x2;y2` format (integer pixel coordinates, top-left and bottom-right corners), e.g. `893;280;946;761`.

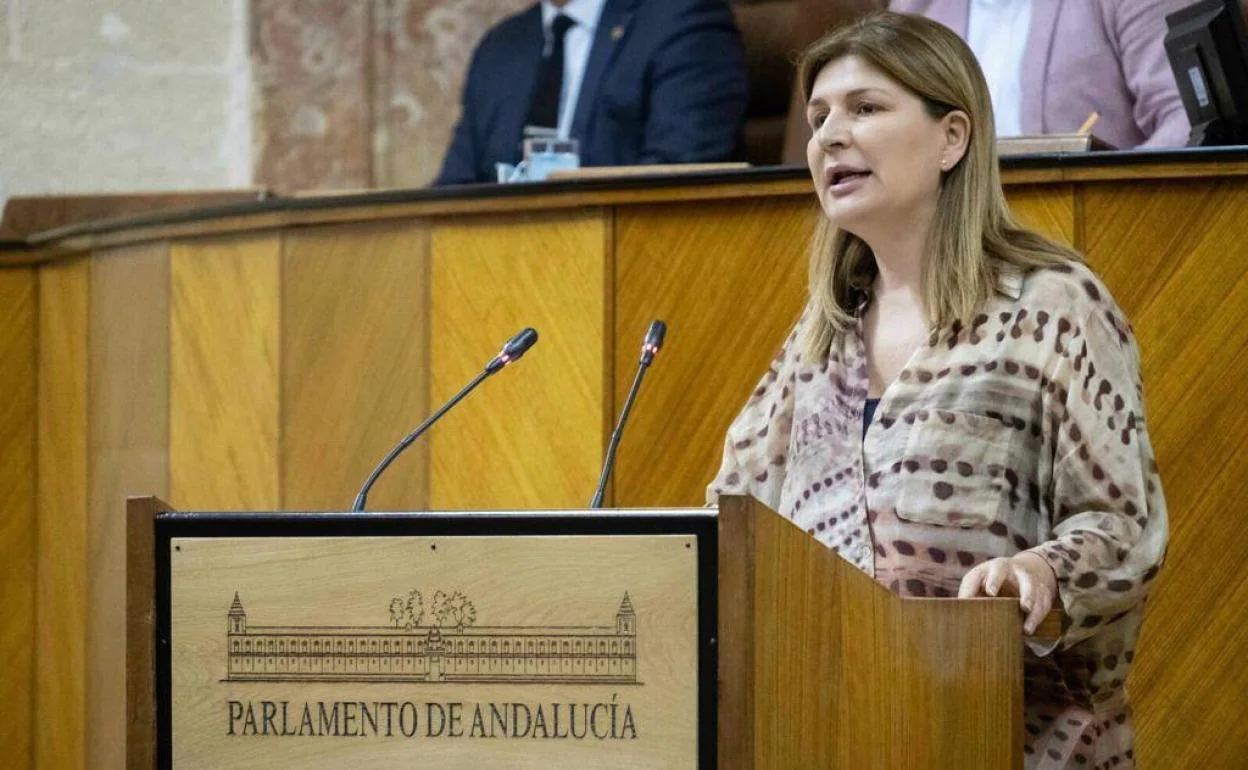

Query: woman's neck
858;204;935;300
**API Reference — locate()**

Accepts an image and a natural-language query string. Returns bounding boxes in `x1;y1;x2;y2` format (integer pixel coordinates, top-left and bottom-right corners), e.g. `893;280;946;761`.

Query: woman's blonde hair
797;12;1081;361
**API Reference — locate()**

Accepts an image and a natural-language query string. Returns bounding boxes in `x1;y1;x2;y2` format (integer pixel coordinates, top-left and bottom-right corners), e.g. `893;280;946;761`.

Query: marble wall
0;0;253;204
252;0;531;193
0;0;532;203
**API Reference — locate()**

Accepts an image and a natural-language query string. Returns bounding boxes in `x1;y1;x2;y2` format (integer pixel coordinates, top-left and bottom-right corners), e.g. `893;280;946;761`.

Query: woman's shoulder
1014;260;1123;319
1010;260;1137;352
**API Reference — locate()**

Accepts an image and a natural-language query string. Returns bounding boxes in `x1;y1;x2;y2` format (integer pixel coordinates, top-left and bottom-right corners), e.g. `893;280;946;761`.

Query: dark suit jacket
435;0;749;185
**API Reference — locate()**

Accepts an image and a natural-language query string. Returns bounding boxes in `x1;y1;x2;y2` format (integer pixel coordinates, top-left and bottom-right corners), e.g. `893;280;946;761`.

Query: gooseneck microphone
351;327;539;512
589;320;667;509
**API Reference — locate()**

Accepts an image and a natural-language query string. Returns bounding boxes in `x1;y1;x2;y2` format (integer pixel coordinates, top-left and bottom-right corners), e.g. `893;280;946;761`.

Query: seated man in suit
435;0;749;185
889;0;1191;148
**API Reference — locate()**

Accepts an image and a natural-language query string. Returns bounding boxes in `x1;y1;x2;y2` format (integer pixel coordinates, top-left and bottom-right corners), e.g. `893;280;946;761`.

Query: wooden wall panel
170;235;281;510
281;223;430;511
8;169;1245;770
88;244;170;770
1080;180;1219;323
36;258;89;770
1084;179;1248;768
429;212;607;509
613;196;814;507
1006;184;1079;248
0;269;37;770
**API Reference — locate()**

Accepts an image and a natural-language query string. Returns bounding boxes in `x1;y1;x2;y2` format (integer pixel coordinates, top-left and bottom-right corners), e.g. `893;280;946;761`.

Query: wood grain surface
35;258;89;770
1083;177;1248;768
125;497;174;770
88;243;171;770
1005;184;1079;247
429;211;609;510
170;235;281;511
0;189;266;241
0;269;37;770
165;534;697;769
613;197;814;507
10;157;1248;261
281;223;431;512
718;495;1021;769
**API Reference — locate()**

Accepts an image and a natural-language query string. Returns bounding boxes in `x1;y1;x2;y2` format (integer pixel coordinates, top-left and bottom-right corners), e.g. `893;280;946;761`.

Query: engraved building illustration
226;593;638;684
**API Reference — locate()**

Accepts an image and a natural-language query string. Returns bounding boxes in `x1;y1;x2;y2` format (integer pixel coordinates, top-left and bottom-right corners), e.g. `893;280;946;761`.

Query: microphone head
504;327;539;359
641;319;667;364
487;326;539;373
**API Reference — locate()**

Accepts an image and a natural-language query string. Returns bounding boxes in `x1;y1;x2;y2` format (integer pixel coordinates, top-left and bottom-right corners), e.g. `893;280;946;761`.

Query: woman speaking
708;13;1168;769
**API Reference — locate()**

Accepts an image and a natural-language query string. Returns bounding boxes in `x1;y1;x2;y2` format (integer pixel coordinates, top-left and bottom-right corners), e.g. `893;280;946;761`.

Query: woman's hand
958;552;1058;635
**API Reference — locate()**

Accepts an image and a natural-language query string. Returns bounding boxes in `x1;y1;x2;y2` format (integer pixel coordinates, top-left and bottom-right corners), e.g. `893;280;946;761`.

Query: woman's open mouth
826;167;871;196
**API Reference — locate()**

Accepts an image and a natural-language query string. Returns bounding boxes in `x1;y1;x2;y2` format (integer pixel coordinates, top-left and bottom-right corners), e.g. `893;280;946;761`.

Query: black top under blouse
863;398;881;439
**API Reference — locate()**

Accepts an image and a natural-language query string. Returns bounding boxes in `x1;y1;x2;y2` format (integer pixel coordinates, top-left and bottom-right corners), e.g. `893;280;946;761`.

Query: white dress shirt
966;0;1032;137
540;0;608;139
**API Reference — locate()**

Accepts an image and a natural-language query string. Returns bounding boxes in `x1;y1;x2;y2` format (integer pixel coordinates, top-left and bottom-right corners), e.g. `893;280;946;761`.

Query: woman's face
805;55;965;238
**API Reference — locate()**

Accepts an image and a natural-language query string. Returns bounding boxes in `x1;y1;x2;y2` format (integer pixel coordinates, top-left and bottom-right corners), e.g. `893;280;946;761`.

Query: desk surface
3;145;1248;260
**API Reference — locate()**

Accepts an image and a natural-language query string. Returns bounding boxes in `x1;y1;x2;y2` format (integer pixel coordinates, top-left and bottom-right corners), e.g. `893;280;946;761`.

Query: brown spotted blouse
707;261;1168;769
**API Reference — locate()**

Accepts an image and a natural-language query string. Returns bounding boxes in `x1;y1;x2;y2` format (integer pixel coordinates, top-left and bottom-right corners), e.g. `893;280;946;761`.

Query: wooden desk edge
3;154;1248;261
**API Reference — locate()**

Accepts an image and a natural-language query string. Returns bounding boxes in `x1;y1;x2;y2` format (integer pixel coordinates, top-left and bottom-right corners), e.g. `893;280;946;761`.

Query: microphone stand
352;368;491;512
589;364;650;509
352;327;538;512
589;320;666;509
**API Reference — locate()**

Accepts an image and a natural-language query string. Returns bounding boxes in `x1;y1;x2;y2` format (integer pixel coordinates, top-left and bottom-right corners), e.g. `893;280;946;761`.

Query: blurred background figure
777;0;1193;155
0;0;1227;201
435;0;750;185
887;0;1191;148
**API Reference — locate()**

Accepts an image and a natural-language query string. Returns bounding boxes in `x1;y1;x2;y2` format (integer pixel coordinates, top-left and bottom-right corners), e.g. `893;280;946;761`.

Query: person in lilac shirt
890;0;1192;148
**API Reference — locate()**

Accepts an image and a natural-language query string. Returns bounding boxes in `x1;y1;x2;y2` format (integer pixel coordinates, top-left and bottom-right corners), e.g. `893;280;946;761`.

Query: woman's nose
815;118;850;150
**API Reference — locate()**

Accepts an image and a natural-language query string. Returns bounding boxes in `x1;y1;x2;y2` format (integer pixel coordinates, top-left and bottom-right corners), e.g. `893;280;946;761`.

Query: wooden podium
127;494;1035;769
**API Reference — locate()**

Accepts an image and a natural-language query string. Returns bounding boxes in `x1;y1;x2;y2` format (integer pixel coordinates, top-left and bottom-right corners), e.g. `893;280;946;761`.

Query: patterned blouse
707;261;1168;769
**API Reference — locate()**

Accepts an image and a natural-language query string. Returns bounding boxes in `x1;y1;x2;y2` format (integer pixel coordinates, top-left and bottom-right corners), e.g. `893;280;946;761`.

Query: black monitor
1164;0;1248;145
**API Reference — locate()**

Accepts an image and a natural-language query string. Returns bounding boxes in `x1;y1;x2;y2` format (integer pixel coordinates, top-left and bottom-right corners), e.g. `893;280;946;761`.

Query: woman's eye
855;103;879;117
810;112;828;129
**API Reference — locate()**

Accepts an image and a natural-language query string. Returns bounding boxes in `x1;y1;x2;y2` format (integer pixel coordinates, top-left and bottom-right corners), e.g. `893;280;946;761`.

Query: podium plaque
134;496;1036;769
151;511;718;769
